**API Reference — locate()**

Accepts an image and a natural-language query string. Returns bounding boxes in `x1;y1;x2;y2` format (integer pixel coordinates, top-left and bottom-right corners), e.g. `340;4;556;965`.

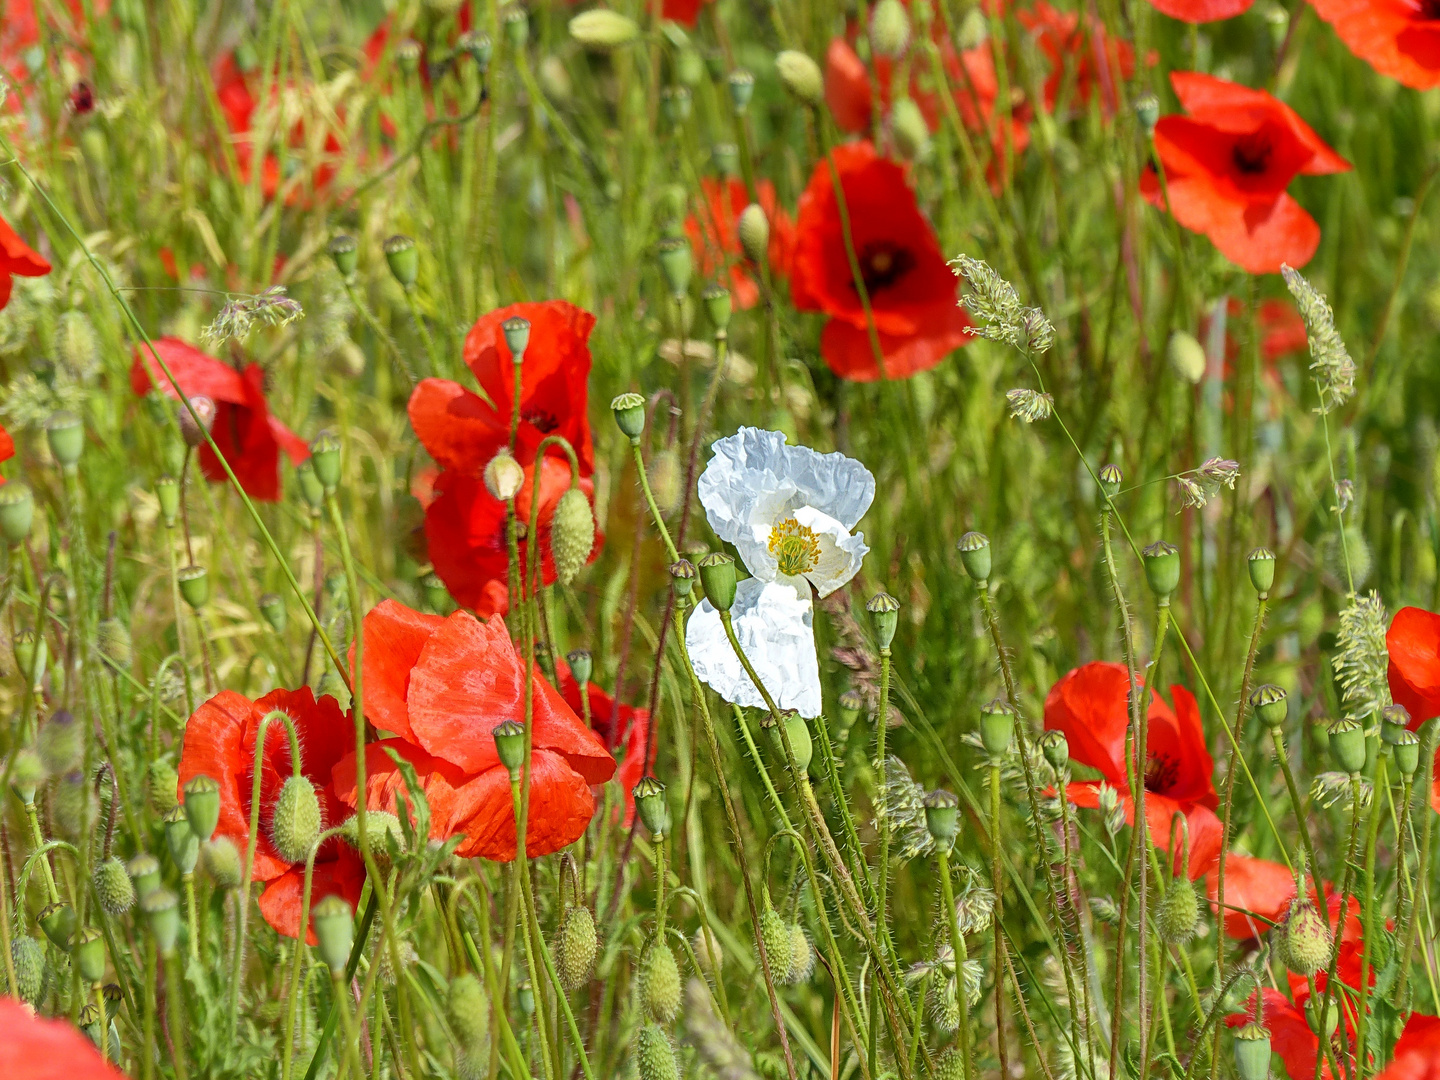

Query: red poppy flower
1383;1014;1440;1079
0;213;51;312
0;996;127;1079
684;177;794;310
1205;853;1298;939
1146;0;1254;22
789;141;972;382
177;687;365;943
1385;606;1440;810
1044;661;1222;877
825;37;874;134
1020;1;1139;115
1140;72;1350;274
661;0;713;24
555;656;654;827
0;421;14;482
1308;0;1440;90
130;338;309;502
1;0;105;115
333;599;616;861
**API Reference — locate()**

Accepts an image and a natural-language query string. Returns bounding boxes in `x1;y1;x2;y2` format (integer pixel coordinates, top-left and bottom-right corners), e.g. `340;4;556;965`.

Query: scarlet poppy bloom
789;141;972;382
685;177;794;310
1145;0;1254;22
0;996;126;1079
1140;72;1350;274
660;0;713;23
332;600;615;860
1382;1014;1440;1079
178;687;365;943
1308;0;1440;90
555;656;654;827
1020;2;1140;115
1043;661;1222;877
0;213;51;312
1386;606;1440;810
0;422;14;481
1205;853;1298;939
130;338;309;502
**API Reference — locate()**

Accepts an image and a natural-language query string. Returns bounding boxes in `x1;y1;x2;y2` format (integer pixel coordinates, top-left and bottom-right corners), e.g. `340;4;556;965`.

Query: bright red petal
1145;0;1254;21
452;749;596;861
0;997;127;1079
819;305;973;381
1044;662;1132;786
1308;0;1440;91
197;364;285;501
257;847;367;944
130;338;248;403
356;599;443;741
1168;72;1350;175
1206;853;1297;939
407;378;507;476
1226;989;1331;1080
825;37;873;134
0;213;51;280
1388;606;1440;724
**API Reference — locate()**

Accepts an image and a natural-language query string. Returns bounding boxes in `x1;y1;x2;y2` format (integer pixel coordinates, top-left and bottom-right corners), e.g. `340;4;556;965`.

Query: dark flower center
1231;133;1273;175
1417;0;1440;21
522;406;559;433
1144;752;1179;795
858;242;913;294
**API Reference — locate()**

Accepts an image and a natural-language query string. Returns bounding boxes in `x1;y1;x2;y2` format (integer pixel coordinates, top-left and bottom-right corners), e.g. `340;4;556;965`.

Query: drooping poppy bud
203;837;243;889
764;710;813;773
639;940;682;1023
550;486;595;586
870;0;911;57
1166;330;1207;384
271;774;321;863
93;857;136;916
1157;877;1199;944
737;204;769;265
636;1025;680;1080
775;50;823;107
556;904;598;990
447;972;489;1053
12;935;45;1004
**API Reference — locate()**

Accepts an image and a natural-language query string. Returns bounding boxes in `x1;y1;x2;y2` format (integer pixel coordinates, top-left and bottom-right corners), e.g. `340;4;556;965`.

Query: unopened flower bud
493;719;527;776
698;552;737;612
693;926;723;976
958;531;991;583
1232;1022;1272;1080
550;486;595;586
1167;330;1206;384
728;69;755;113
785;921;813;983
1142;541;1180;601
1098;463;1122;501
163;805;199;874
923;788;960;846
38;709;83;774
203;836;243;889
328;234;358;277
639;940;682;1022
127;853;162;898
93;857;136;916
759;899;789;973
148;760;179;817
1308;996;1340;1038
501;315;531;360
1039;729;1069;772
383;234;419;288
39;900;76;950
1283;899;1332;975
96;617;132;668
891;97;930;161
179;395;216;448
569;9;639;48
447;973;490;1051
1090;895;1121;925
1157;877;1199;944
483;449;524;500
1250;684;1288;730
633;776;670;839
9;747;43;804
178;564;209;609
12;935;45;1004
271;774;321;863
871;0;911;57
1327;717;1366;775
612;392;646;441
183;774;221;841
656;236;692;297
46;410;84;468
312;894;354;973
637;1024;679;1080
979;698;1016;758
556;904;598;989
1247;547;1276;595
765;710;813;773
0;482;35;544
738;204;769;264
775;50;823;107
155;474;181;526
74;927;106;984
867;591;900;650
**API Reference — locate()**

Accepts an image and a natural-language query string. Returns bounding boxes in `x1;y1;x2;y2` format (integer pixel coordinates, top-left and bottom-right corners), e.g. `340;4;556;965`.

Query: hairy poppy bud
1039;729;1069;773
164;805;199;874
447;972;489;1052
765;711;813;773
57;310;99;377
1394;728;1421;777
127;853;162;898
178;564;209;609
759;902;789;978
258;592;287;634
693;926;723;977
1308;997;1340;1038
0;482;35;544
179;395;216;448
1381;703;1411;745
867;591;900;650
924;789;960;847
74;927;106;984
556;904;597;989
271;774;321;863
612;392;646;441
656;236;692;297
383;235;418;288
698;552;737;612
1283;900;1332;976
46;410;84;468
339;811;404;873
1248;547;1276;595
184;774;221;842
1098;463;1122;501
1327;717;1366;775
1090;895;1121;925
738;203;769;265
483;449;524;501
328;234;358;278
309;432;342;492
569;9;639;49
633;776;670;839
786;921;813;983
551;486;595;586
1166;330;1207;384
637;1025;679;1080
12;935;45;1004
9;747;43;804
1232;1022;1271;1080
13;627;44;689
703;283;732;332
38;709;83;774
148;759;180;817
501;316;531;360
97;617;132;668
1158;877;1199;944
1142;541;1180;601
203;837;242;889
958;531;991;583
53;770;96;840
93;856;136;916
639;940;682;1023
1250;684;1288;730
39;900;75;950
728;69;755;113
891;97;930;161
516;979;535;1016
312;894;354;973
979;698;1016;759
935;1048;965;1080
871;0;911;56
669;558;697;597
775;50;823;106
493;720;526;777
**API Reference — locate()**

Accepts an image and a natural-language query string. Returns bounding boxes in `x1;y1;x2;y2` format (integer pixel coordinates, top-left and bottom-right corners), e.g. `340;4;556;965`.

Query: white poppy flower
697;427;875;598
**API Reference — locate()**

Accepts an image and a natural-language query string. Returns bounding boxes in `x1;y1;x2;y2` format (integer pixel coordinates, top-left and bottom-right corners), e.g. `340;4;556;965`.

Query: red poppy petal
1388;607;1440;724
1308;0;1440;91
1145;0;1254;21
1168;71;1350;175
451;750;596;861
1044;662;1132;785
195;364;284;501
1226;989;1328;1080
0;997;127;1079
1159;176;1321;274
407;378;507;476
268;414;310;465
819;306;973;382
130;337;248;403
0;422;14;467
0;213;51;278
331;739;473;841
825;37;873;134
257;848;367;944
1206;853;1297;939
356;599;443;741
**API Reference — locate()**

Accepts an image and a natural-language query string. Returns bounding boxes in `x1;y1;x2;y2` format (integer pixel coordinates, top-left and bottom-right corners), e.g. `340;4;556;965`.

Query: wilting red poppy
555;656;654;827
333;600;616;861
177;687;365;943
1145;0;1254;22
1043;661;1222;877
0;213;51;311
130;338;309;502
0;996;127;1078
1308;0;1440;89
1020;1;1139;115
790;141;971;382
1382;1014;1440;1079
1140;72;1350;274
685;177;794;310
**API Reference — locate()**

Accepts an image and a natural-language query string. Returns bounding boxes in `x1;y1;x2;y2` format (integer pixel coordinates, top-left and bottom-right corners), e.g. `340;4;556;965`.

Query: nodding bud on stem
1327;717;1367;775
867;591;900;649
639;940;682;1023
566;649;593;687
698;552;737;612
775;50;823;106
493;719;526;777
309;432;342;491
1250;684;1288;730
923;788;960;846
1039;729;1069;772
764;710;813;773
483;449;524;501
669;558;697;597
958;531;991;583
637;1025;679;1080
633;776;670;839
328;234;357;277
611;392;646;441
1248;546;1276;595
203;837;242;889
179;396;215;448
728;69;755;112
0;482;34;544
870;0;911;57
1142;541;1180;601
178;564;210;609
1157;876;1199;944
979;698;1016;759
383;235;418;288
737;204;769;265
501;316;532;360
271;775;321;863
1098;463;1122;501
551;486;595;586
447;973;490;1053
311;894;354;974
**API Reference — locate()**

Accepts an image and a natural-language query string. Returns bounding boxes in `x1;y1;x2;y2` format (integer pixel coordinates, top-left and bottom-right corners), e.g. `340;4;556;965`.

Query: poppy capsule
1247;547;1276;595
45;410;84;468
923;788;960;846
183;774;222;841
311;894;354;974
0;483;35;545
697;552;737;612
1232;1023;1271;1080
958;531;992;583
867;591;900;650
163;805;200;874
611;392;646;441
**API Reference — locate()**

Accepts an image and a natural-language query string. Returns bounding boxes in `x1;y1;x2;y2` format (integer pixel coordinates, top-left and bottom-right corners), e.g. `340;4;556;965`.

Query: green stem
164;951;189;1080
1399;720;1440;1005
990;761;1008;1075
938;846;974;1080
629;440;680;565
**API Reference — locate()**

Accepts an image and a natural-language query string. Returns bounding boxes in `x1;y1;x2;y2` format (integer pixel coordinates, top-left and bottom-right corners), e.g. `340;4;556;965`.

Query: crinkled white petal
698;428;876;578
792;505;868;598
684;578;823;718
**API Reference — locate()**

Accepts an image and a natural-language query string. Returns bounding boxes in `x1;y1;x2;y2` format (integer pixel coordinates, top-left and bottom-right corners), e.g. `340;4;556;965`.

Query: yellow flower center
768;518;821;578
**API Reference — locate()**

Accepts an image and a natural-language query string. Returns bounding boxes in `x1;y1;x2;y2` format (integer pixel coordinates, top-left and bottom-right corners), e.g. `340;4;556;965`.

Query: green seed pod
14;627;47;687
501;316;531;360
203;836;243;889
483;449;524;501
39;900;76;950
958;531;991;583
870;0;911;57
1283;900;1332;976
309;432;342;492
924;789;960;847
271;774;321;863
492;719;526;777
383;234;419;288
127;853;162;898
447;972;489;1051
669;558;697;597
867;591;900;650
311;894;354;973
0;482;35;545
53;770;97;840
328;234;358;278
1157;877;1199;944
183;773;221;841
979;698;1016;759
556;904;598;990
503;5;529;49
934;1048;966;1080
569;9;640;49
633;776;670;839
639;940;682;1023
74;927;106;984
1166;330;1207;384
737;203;769;265
660;85;692;125
566;649;593;688
45;410;84;468
516;980;535;1016
1381;703;1412;745
1327;717;1367;775
785;921;814;984
1309;996;1340;1038
1394;729;1422;777
56;310;100;378
775;49;823;107
37;709;83;774
891;96;930;161
395;38;422;76
148;759;180;817
1142;541;1181;601
295;459;325;510
656;236;692;297
93;856;136;916
550;486;595;586
12;935;45;1004
702;284;732;333
636;1024;679;1080
693;926;723;977
1250;684;1288;730
1232;1022;1272;1080
155;474;181;527
1134;91;1160;134
96;617;133;669
697;552;737;612
728;69;755;113
164;805;199;874
258;592;287;634
461;30;492;72
1039;729;1069;773
177;564;209;609
1098;462;1122;502
9;747;44;804
759;903;789;981
1248;547;1276;595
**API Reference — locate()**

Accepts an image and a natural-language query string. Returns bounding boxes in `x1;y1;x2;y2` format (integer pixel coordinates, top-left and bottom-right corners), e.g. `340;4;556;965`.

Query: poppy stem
507;777;559;1080
1310;776;1367;1080
937;845;975;1080
629;441;680;566
989;760;1009;1077
1357;755;1388;1078
142;938;157;1080
165;525;195;719
283;826;347;1080
1397;718;1440;1007
164;949;189;1080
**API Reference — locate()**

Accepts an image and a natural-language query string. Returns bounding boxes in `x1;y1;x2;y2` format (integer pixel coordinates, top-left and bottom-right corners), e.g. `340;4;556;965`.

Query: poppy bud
737;204;769;265
338;810;404;873
703;284;732;332
53;770;96;839
309;432;342;492
183;774;221;842
1098;462;1122;501
271;774;321;863
12;935;45;1004
633;776;670;839
1090;895;1121;925
639;940;682;1022
871;0;911;56
775;49;823;106
179;395;216;448
693;926;723;977
1142;541;1180;602
1157;877;1199;944
13;627;45;688
891;97;930;161
1283;900;1332;976
203;836;243;889
483;449;524;501
96;617;132;669
656;236;692;297
923;788;960;847
155;474;181;526
867;591;900;650
383;235;419;288
1134;92;1160;134
311;894;354;974
698;552;737;612
178;564;209;609
1393;728;1421;777
163;436;186;475
163;804;199;874
328;234;358;278
1232;1022;1271;1080
127;852;162;898
1249;684;1287;730
728;69;755;113
569;9;639;49
447;972;489;1052
637;1025;679;1080
958;531;991;583
556;904;598;989
661;85;692;125
37;709;82;774
493;719;527;777
39;900;76;950
551;486;595;586
712;141;739;178
612;392;647;441
1247;547;1276;595
669;558;697;597
759;899;789;972
46;410;84;468
148;759;180;817
1327;717;1366;775
503;5;529;48
1166;329;1207;384
764;710;813;774
785;921;814;983
0;482;34;545
1039;729;1069;773
979;698;1016;758
1381;703;1411;745
501;315;531;360
460;31;492;71
292;460;324;511
74;927;106;984
839;688;864;723
93;856;136;916
567;649;593;688
8;747;43;804
421;574;451;613
934;1048;964;1080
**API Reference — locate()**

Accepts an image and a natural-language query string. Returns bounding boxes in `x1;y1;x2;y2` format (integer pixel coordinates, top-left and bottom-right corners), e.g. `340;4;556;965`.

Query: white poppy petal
791;505;868;597
683;578;823;718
